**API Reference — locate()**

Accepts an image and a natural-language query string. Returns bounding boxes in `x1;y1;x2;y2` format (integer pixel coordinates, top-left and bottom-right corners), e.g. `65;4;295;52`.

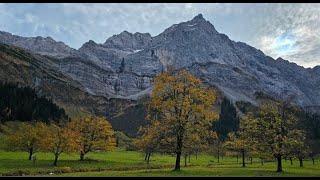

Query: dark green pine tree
303;111;320;139
212;97;240;141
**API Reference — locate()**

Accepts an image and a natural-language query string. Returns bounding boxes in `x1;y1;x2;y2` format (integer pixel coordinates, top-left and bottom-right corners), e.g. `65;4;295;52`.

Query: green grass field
0;149;319;177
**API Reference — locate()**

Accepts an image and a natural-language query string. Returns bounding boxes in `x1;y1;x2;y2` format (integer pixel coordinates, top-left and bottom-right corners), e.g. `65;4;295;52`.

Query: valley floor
0;149;319;177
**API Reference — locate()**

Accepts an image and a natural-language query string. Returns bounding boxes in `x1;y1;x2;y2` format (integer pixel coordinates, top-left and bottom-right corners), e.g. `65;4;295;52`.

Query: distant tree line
0;81;68;123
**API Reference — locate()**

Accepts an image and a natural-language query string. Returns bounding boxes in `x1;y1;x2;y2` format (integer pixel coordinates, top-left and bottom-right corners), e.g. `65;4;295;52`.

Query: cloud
249;4;320;68
0;3;319;68
25;13;38;23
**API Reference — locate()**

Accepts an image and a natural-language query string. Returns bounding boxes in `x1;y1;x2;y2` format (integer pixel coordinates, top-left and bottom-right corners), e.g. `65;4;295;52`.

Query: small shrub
54;166;72;174
77;168;90;172
125;143;138;151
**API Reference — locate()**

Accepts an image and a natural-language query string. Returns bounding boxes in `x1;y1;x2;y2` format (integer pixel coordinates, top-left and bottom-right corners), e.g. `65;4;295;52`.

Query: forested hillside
0;82;68;123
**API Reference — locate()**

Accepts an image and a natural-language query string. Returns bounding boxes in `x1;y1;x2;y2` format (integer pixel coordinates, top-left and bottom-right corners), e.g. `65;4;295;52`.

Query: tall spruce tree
213;97;240;140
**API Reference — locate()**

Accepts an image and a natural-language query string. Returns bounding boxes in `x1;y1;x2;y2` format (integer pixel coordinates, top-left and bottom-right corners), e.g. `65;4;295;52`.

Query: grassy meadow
0;148;319;177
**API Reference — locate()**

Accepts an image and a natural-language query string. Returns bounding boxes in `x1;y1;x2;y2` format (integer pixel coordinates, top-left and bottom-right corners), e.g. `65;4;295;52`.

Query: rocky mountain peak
103;30;151;50
159;13;218;39
313;65;320;70
275;57;297;66
87;40;97;45
33;36;56;43
0;31;12;36
276;57;285;61
78;40;99;51
191;13;205;22
45;36;55;41
134;32;150;36
119;30;132;36
312;65;320;75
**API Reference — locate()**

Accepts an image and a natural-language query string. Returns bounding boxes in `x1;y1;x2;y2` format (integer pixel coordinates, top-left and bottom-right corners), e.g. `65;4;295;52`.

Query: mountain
0;42;149;136
0;42;102;116
1;14;320;135
59;13;320;108
103;31;152;50
0;31;75;58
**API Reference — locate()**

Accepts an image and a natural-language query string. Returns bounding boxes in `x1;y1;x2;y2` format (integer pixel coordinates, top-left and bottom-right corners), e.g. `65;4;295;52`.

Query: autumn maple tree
4;121;48;160
182;126;212;167
68;116;116;161
40;122;78;166
288;130;309;167
250;98;306;172
208;132;225;163
223;114;257;167
146;69;218;170
133;121;161;163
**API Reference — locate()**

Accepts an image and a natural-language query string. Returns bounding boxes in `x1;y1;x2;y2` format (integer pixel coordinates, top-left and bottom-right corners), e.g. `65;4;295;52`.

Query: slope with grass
0;149;319;177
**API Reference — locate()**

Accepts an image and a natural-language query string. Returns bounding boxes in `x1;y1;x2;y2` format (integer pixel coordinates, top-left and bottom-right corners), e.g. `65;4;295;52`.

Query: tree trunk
144;153;148;161
242;150;245;167
28;148;33;160
250;157;253;164
312;158;315;165
196;152;198;160
290;157;293;165
174;135;183;170
299;158;303;167
175;151;181;170
147;152;151;163
116;138;119;147
80;151;85;161
53;154;59;166
237;156;238;162
261;159;264;165
184;155;187;167
276;155;282;172
217;153;220;163
188;154;191;163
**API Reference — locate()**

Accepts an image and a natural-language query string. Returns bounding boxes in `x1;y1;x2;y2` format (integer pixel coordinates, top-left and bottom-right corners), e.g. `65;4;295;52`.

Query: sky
0;3;319;68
